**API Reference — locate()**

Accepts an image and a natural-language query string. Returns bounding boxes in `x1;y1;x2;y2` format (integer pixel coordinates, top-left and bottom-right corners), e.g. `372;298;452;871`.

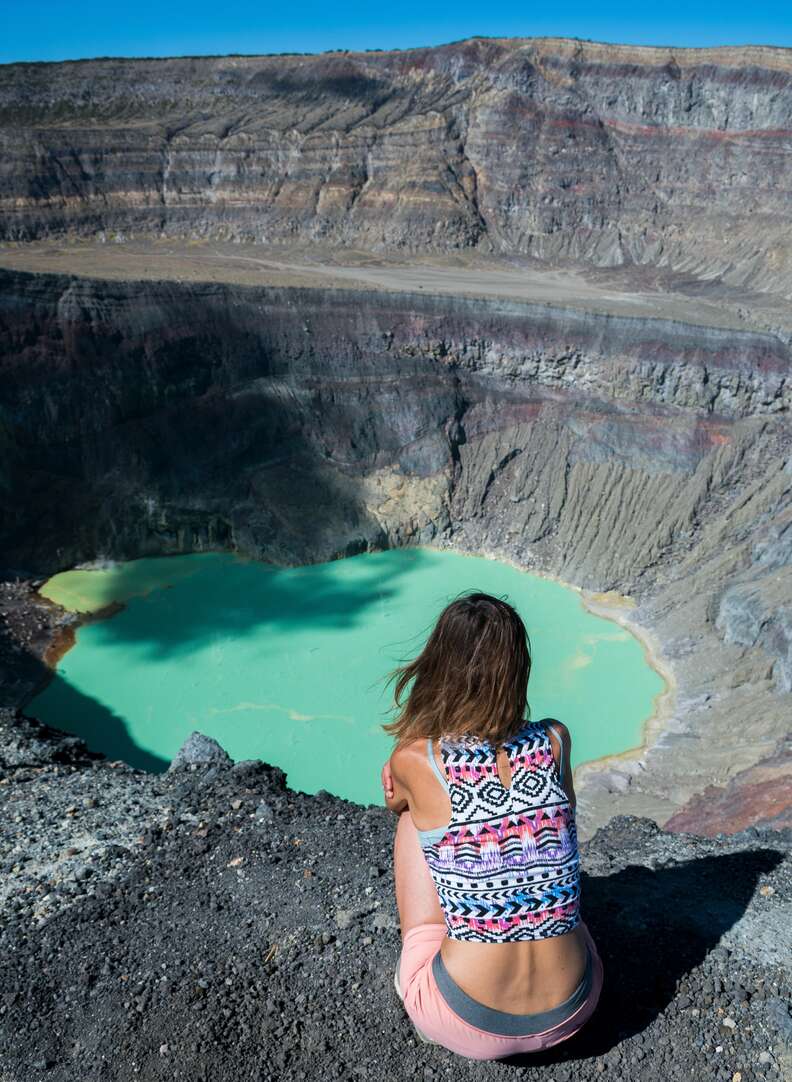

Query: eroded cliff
1;38;792;294
1;264;790;837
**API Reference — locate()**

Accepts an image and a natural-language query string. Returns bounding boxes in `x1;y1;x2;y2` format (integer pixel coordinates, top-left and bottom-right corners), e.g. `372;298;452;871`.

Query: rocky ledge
0;720;790;1081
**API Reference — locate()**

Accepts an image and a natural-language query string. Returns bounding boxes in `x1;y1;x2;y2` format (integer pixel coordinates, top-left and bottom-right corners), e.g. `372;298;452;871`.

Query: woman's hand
381;759;394;800
381;750;409;813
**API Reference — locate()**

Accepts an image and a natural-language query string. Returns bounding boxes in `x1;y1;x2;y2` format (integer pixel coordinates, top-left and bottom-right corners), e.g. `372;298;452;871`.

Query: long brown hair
381;590;532;747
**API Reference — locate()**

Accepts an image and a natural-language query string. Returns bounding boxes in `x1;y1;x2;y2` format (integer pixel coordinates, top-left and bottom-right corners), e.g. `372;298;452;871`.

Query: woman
380;591;604;1061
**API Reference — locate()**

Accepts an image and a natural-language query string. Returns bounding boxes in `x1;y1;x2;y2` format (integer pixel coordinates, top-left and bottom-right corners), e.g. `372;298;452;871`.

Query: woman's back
403;719;588;1014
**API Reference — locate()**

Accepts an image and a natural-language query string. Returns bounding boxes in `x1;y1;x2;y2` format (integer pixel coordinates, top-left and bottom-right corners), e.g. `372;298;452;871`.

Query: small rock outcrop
167;731;233;772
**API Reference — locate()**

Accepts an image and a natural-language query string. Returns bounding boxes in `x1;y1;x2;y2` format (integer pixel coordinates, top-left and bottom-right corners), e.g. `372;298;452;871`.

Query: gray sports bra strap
426;738;450;792
546;722;565;787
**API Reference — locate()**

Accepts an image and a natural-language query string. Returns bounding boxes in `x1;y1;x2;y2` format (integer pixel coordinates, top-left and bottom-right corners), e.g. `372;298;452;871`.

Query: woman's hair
381;590;531;747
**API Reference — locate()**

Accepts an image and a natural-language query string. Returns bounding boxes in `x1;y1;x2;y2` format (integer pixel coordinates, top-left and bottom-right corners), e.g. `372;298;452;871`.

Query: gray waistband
431;943;593;1037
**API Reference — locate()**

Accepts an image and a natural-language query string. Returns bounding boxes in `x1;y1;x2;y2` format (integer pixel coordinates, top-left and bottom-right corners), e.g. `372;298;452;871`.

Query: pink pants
397;920;604;1061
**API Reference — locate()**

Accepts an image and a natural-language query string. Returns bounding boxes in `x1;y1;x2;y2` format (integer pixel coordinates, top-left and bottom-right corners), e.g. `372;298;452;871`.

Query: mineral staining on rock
1;39;792;296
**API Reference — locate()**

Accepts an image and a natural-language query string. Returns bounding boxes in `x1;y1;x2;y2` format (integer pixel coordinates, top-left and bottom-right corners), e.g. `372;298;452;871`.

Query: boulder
167;731;232;772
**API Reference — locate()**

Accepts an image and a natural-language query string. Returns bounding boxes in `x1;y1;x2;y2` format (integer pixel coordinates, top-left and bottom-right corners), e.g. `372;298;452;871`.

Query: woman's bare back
403;728;588;1014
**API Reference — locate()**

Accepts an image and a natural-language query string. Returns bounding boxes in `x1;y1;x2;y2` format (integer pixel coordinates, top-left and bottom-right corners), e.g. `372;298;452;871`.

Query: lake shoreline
28;544;665;811
416;541;676;784
574;588;677;784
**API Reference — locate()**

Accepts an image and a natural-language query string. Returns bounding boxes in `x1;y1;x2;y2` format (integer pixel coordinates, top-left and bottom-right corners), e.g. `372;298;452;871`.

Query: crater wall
1;39;792;294
1;266;790;838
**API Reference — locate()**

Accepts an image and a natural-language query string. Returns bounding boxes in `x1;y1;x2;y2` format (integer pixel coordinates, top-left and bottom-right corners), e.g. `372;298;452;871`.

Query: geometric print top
418;719;581;943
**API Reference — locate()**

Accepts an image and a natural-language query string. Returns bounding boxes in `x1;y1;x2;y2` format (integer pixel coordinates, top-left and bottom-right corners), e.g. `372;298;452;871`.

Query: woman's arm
381;745;411;815
548;721;576;810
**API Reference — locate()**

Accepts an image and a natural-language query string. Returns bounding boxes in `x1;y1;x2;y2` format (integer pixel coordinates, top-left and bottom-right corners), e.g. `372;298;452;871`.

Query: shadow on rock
25;669;169;772
501;846;784;1067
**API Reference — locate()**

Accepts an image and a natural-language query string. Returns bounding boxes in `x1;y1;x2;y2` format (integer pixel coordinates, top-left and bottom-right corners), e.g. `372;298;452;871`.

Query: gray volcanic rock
168;731;233;771
0;705;99;770
1;39;792;296
715;506;792;693
0;727;789;1081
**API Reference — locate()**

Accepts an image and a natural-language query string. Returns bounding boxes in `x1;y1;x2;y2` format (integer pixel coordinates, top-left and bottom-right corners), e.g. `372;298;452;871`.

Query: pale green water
32;547;666;806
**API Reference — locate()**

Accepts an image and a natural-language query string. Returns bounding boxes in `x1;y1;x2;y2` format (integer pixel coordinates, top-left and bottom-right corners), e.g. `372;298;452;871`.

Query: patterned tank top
418;719;581;943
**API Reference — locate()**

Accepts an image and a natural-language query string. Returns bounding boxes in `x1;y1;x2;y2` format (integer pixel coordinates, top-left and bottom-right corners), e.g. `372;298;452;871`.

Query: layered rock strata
1;38;792;294
1;265;790;837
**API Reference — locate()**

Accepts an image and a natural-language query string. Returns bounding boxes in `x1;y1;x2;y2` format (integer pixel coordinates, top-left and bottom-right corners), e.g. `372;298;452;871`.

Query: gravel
0;576;790;1080
0;713;790;1082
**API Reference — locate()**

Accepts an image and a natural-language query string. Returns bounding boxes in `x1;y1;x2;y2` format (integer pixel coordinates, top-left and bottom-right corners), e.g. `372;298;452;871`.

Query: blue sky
2;0;791;64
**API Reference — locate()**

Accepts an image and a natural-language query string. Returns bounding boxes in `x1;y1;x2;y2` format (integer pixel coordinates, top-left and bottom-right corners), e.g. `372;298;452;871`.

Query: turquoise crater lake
31;547;666;806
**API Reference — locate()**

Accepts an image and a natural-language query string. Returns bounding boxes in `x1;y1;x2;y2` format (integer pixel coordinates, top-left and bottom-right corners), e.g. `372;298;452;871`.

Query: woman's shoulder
514;717;570;738
544;718;571;747
390;736;430;773
541;718;570;739
518;718;571;753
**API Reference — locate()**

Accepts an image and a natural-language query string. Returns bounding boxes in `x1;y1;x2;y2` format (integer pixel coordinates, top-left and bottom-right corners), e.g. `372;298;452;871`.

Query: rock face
1;39;792;294
0;264;790;837
1;269;789;570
